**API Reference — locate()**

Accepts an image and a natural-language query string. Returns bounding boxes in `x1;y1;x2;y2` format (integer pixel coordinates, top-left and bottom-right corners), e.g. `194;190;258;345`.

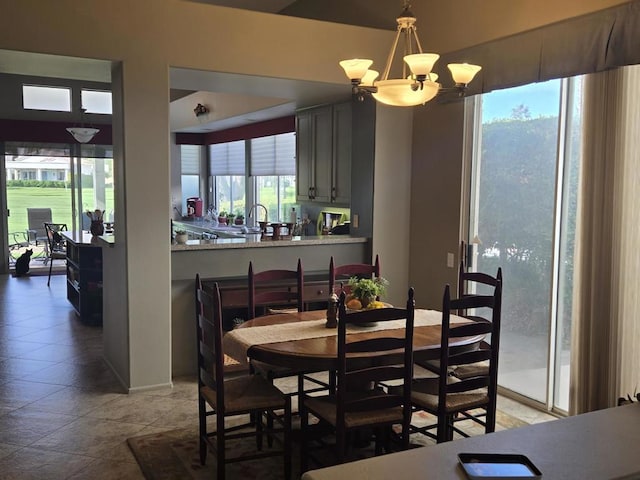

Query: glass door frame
462;77;581;415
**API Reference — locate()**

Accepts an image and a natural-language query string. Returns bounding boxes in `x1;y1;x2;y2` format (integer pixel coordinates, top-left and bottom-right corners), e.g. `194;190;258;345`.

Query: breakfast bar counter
171;233;370;375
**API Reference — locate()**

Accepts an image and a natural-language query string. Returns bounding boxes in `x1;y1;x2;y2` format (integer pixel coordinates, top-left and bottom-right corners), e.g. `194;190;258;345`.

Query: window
250;132;296;222
181;145;201;213
210;141;246;216
81;90;112;114
22;85;71;112
207;133;296;222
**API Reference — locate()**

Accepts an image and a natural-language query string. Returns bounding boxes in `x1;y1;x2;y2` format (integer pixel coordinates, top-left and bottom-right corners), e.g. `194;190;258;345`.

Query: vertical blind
180;145;200;175
250;132;295;176
209;140;246;175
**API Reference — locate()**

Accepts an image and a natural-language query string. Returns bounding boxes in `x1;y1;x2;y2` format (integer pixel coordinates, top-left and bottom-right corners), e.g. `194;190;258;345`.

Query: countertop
171;234;367;251
61;230;112;246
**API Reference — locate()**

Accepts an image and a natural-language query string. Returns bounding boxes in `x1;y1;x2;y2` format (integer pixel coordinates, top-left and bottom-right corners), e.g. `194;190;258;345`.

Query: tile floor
0;273;556;479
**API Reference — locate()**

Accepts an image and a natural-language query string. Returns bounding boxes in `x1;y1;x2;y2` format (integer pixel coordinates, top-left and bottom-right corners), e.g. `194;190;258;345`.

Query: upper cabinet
296;102;352;205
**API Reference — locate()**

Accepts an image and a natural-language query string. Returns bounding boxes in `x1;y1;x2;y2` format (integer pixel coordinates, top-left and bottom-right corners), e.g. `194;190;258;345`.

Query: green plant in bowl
348;276;388;308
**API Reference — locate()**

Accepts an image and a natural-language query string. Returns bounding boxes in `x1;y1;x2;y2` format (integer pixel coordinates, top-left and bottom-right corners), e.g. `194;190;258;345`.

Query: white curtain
571;66;640;414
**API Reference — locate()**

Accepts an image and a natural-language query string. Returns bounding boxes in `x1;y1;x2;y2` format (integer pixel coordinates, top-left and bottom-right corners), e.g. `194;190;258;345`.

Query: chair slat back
43;223;67;254
27;208;52;242
329;254;380;295
248;259;304;319
336;289;415;421
457;262;503;326
195;275;225;409
438;283;502;408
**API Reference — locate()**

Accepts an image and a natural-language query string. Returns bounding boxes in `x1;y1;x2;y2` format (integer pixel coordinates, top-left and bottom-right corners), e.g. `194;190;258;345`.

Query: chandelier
66;108;100;143
339;1;481;107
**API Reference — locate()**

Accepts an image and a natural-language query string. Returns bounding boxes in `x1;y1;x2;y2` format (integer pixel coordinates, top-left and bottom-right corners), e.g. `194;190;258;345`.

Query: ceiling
0;1;395;134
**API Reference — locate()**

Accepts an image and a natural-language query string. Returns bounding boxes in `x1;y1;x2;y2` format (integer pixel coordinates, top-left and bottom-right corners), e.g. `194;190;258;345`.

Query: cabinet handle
331;187;337;201
317;289;323;295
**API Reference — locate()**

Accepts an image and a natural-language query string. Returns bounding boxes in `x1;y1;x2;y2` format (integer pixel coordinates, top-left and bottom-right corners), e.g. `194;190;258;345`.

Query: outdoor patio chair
27;208;52;247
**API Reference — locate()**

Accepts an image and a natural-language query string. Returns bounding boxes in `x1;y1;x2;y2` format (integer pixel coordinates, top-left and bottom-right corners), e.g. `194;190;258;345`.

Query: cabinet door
332;102;352;204
310;106;332;203
296;112;313;201
296;106;332;202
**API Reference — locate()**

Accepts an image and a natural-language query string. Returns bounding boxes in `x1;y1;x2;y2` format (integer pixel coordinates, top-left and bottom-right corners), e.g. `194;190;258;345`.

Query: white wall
372;105;413;306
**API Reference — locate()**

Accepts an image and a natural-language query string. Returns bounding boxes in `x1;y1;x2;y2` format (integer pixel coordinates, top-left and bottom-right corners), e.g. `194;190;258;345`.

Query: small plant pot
235;218;244;225
218;217;227;225
175;233;188;244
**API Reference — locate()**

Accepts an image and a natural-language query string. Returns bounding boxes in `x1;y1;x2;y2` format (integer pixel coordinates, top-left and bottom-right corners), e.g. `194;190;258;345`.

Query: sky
482;79;562;122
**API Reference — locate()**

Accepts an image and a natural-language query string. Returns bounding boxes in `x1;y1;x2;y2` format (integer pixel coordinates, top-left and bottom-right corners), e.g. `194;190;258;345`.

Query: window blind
181;145;200;175
250;132;295;176
209;140;245;175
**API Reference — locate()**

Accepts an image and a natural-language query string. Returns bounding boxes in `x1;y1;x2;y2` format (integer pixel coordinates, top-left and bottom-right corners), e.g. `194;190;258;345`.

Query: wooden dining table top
227;309;484;371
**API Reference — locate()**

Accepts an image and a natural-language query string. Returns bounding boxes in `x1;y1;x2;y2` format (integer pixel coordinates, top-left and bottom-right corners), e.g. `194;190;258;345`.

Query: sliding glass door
467;77;582;413
3;142;113;271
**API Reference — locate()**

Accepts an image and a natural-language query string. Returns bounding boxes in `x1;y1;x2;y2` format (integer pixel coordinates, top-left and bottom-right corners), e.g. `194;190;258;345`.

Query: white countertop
171;235;367;251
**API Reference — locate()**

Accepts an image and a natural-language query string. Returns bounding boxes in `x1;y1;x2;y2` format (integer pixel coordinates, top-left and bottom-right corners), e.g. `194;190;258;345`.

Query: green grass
6;187;114;238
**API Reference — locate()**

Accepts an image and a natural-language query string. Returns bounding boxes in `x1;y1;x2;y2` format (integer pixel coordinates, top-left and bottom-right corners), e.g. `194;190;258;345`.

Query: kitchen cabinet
62;232;103;326
296;102;352;204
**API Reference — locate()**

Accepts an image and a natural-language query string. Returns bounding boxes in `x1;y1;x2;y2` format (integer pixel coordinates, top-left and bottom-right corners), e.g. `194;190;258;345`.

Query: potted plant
217;210;228;225
227;213;236;225
346;276;388;309
174;229;188;244
235;213;245;225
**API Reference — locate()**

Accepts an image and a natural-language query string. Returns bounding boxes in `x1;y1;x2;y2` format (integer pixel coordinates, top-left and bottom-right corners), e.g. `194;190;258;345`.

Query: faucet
248;203;268;226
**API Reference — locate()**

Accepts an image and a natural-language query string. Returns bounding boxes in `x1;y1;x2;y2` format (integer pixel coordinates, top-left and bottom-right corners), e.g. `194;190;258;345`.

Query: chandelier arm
411;27;424;54
437;85;468;98
381;26;405;81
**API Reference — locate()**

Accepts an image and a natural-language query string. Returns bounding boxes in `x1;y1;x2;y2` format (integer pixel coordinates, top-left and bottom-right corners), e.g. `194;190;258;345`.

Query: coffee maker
186;197;203;218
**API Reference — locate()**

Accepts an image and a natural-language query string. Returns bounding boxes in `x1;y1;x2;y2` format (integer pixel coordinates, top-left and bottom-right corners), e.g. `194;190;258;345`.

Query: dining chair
195;275;292;480
248;259;328;402
450;262;503;378
328;254;380;295
415;262;503;380
405;282;502;443
300;288;415;471
43;222;67;287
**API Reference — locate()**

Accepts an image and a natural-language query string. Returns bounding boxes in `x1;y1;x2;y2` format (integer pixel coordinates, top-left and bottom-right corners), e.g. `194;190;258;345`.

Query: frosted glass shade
66;127;99;143
360;69;379;87
339;59;373;81
372;79;440;107
448;63;482;85
404;53;440;76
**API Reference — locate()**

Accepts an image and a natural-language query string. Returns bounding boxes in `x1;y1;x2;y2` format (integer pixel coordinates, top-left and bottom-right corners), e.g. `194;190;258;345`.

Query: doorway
2;141;114;273
466;77;582;414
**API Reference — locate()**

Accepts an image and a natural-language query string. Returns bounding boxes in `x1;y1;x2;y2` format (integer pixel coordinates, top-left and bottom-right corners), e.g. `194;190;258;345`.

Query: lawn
6;186;114;237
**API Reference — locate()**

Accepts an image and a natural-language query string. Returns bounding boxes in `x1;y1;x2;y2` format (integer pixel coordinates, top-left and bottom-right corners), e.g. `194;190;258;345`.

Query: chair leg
256;410;264;450
300;395;309;473
284;399;292;480
486;403;497;433
217;411;226;480
47;258;54;287
198;397;207;465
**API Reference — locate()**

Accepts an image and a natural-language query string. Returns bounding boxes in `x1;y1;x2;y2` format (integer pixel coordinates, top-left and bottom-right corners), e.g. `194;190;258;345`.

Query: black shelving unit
63;232;103;326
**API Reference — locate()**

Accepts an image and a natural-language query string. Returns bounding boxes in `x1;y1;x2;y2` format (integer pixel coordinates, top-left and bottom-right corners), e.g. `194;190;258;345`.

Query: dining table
223;308;483;372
